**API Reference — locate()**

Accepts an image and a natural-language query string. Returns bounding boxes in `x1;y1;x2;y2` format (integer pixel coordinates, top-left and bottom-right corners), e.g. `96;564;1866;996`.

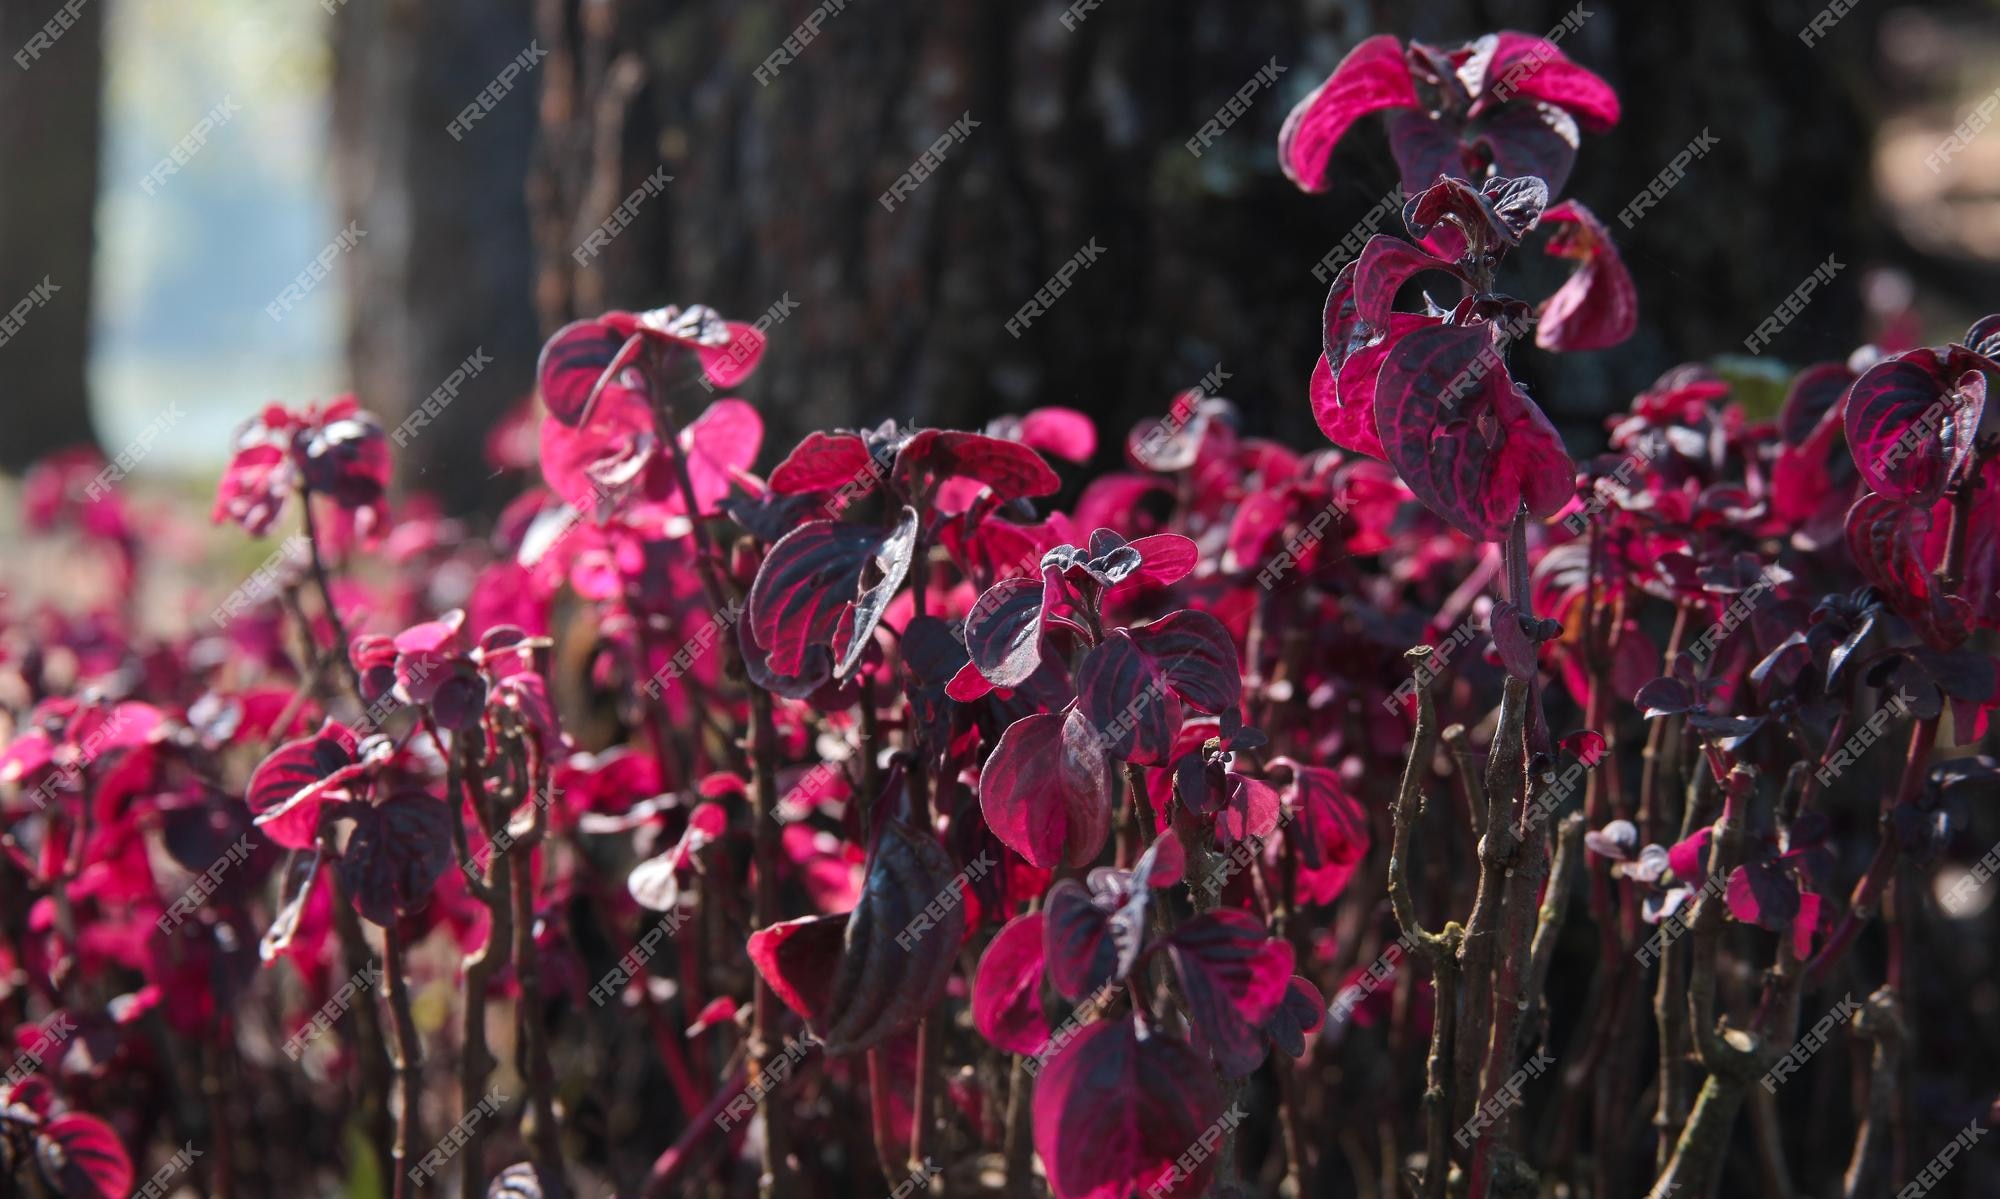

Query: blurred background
2;0;1998;517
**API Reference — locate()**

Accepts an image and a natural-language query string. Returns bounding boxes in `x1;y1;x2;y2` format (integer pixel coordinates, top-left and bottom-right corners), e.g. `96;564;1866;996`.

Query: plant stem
382;920;422;1199
1455;675;1528;1148
510;815;566;1191
1387;649;1464;1198
296;485;367;703
322;830;395;1186
648;377;789;1195
457;743;513;1199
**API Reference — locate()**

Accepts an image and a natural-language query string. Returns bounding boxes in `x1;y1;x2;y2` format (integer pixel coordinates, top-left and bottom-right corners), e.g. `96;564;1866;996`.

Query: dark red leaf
537;319;645;427
979;711;1111;870
893;429;1061;502
964;575;1051;688
1125;610;1241;714
748;512;917;678
1353;235;1461;333
1262;975;1328;1059
1216;774;1281;847
815;821;965;1053
1845;349;1987;506
335;788;453;927
1042;878;1119;1001
1725;861;1799;933
1075;631;1181;764
749;912;848;1025
1373;321;1575;540
1847;493;1973;651
1167;909;1295;1077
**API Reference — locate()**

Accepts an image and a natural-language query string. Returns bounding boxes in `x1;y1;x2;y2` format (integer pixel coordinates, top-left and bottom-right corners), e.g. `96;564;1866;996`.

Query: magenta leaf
1668;828;1714;880
695;320;767;390
1792;891;1824;960
892;429;1061;503
1032;1017;1225;1199
1311;352;1388;460
334;787;453;927
1278;35;1419;193
246;720;363;851
1724;862;1799;933
37;1112;134;1199
768;430;877;496
1125;610;1241;714
1126;533;1199;587
979;710;1111;870
1373;321;1576;540
1274;759;1369;878
1167;909;1295;1077
1844;349;1988;506
1336;311;1438;421
1473;32;1621;131
1535;200;1637;352
1011;406;1098;463
972;910;1050;1055
1074;631;1181;764
537;318;645;427
674;398;762;516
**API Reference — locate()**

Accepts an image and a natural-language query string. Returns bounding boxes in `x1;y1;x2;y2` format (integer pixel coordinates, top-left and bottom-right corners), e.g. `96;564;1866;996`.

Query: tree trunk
521;0;1879;469
0;0;105;469
331;0;541;514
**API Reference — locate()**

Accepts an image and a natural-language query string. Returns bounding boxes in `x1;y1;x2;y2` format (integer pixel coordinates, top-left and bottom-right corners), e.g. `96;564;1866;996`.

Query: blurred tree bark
331;0;541;514
520;0;1881;470
0;0;104;469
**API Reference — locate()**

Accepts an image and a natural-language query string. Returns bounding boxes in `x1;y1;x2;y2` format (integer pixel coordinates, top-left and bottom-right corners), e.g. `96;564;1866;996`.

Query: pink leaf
973;911;1050;1055
1475;32;1620;131
1536;201;1637;352
1278;36;1419;193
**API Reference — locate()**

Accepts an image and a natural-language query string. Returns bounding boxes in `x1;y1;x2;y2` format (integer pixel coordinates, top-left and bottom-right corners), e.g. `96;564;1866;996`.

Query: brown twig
382;919;422;1198
455;739;513;1199
1387;649;1464;1199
